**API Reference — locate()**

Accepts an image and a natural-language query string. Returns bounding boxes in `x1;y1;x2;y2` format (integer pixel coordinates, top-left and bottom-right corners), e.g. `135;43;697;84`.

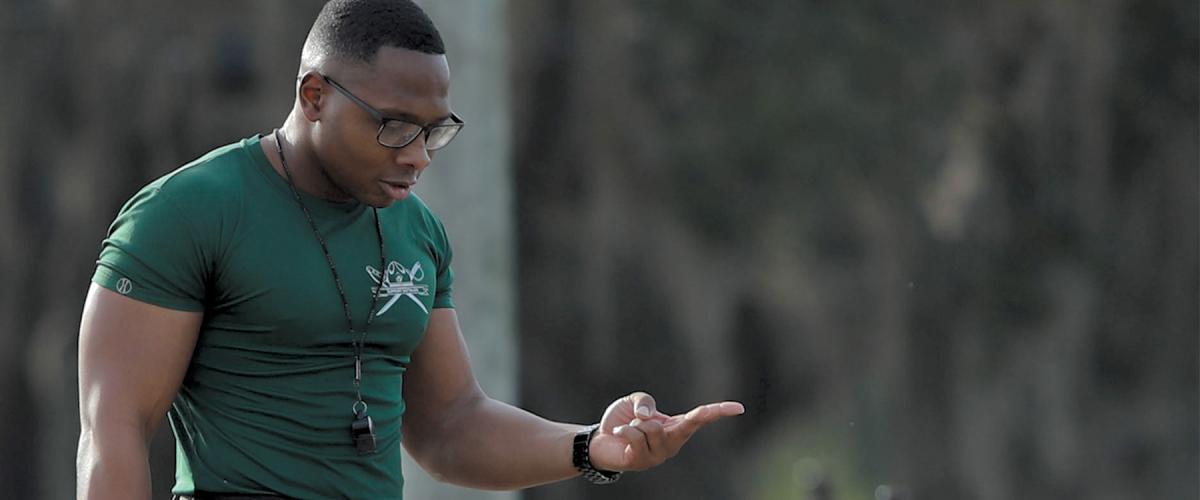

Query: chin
364;197;396;209
365;191;407;208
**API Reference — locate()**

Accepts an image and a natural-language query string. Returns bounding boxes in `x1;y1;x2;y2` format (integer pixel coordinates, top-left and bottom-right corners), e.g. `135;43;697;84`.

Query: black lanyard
273;130;384;454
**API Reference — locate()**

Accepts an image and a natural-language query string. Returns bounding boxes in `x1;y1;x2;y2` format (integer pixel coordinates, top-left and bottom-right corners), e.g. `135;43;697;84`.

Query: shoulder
144;138;259;209
95;138;264;310
110;137;263;248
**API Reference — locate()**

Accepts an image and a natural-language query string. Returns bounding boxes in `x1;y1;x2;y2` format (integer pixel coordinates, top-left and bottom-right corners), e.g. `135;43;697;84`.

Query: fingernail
631;418;642;427
636;406;651;418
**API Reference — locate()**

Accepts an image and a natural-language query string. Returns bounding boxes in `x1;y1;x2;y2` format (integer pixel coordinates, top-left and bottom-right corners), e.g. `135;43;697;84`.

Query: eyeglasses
322;74;464;151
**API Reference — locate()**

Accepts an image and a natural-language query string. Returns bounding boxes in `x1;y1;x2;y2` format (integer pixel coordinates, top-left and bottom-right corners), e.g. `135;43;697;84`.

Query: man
76;1;743;498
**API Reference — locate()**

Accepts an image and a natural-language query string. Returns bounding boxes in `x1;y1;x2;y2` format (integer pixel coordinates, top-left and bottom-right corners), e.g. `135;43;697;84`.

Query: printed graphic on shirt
366;261;430;316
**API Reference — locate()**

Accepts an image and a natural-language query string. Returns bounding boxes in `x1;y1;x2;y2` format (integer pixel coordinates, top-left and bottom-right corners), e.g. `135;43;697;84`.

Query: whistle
351;414;377;455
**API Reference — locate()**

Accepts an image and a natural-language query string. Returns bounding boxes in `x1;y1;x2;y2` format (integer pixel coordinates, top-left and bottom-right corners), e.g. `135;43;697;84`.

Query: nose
393;133;432;172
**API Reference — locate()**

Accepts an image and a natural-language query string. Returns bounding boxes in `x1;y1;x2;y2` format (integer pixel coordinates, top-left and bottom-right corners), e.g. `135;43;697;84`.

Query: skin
76;46;743;498
267;47;452;207
77;286;203;499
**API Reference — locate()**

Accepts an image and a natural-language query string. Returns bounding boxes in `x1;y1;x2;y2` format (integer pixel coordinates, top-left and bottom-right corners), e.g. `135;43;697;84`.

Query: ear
297;72;326;122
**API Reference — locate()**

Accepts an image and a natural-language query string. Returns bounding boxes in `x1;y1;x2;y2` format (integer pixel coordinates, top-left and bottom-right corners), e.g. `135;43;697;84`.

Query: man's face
307;46;453;207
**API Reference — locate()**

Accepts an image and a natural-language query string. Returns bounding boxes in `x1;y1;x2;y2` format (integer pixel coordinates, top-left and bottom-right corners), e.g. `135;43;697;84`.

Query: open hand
587;392;744;472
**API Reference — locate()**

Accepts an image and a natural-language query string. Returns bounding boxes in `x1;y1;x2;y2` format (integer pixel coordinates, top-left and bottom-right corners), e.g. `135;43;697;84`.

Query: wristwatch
573;424;623;484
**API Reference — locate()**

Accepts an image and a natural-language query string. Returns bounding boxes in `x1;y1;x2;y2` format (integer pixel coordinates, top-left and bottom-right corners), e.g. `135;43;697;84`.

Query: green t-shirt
91;135;454;499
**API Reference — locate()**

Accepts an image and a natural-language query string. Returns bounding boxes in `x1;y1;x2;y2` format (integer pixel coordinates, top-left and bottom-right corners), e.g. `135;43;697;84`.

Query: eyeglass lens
378;121;461;150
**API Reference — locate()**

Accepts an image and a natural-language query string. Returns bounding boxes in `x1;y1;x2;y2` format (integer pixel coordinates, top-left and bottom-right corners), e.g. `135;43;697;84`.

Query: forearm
407;395;586;490
76;421;153;500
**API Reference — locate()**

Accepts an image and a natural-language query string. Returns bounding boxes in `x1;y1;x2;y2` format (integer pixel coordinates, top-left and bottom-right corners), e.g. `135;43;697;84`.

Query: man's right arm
77;283;203;500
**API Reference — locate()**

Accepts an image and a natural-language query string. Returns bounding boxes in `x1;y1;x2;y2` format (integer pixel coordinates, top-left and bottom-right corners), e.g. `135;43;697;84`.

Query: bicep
78;283;203;438
401;308;484;443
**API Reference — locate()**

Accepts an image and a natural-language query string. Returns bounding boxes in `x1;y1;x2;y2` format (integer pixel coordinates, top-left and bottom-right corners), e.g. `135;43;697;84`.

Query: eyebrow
323;75;451;126
378;108;453;125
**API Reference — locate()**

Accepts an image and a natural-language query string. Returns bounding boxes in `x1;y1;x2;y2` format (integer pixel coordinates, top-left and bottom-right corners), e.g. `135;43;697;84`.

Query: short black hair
303;0;444;66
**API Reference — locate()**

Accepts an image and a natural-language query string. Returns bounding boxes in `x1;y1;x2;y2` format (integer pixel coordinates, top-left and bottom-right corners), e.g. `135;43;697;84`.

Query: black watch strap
573;424;622;484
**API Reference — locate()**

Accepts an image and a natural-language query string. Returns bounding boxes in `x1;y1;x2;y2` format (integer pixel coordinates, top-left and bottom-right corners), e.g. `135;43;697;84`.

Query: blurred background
0;1;1196;499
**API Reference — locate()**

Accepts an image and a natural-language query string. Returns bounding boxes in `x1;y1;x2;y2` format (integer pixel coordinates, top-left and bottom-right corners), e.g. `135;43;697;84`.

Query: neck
265;119;354;203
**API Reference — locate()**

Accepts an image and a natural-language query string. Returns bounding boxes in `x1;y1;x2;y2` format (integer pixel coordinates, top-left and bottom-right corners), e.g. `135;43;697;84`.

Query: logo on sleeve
366;261;430;316
116;278;133;295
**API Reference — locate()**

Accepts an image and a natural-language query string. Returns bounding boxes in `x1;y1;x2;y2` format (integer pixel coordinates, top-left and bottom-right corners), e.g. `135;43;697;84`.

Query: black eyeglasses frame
321;74;464;151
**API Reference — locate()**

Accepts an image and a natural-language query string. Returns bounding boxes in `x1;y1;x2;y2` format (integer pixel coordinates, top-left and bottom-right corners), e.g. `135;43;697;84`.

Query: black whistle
351;414;377;455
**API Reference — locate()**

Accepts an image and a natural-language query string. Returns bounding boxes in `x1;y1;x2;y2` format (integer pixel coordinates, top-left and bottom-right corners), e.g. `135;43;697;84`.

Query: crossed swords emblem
366;261;431;316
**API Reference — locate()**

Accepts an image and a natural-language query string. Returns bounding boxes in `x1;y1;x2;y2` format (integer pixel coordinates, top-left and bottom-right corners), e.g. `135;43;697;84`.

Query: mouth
380;180;415;200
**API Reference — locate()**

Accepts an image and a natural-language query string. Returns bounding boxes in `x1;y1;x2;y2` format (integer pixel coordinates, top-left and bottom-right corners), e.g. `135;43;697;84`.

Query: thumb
630;391;658;419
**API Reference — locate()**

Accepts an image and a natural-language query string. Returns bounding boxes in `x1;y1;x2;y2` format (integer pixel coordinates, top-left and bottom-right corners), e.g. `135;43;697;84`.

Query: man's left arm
400;308;744;490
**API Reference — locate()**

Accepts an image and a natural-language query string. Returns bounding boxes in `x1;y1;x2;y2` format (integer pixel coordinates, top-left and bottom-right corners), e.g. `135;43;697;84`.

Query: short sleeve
431;217;454;309
92;185;211;312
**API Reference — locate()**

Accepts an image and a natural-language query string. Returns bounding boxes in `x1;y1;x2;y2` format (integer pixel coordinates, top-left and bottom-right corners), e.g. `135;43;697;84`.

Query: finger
714;401;745;416
663;401;739;431
613;423;651;469
665;401;745;438
630;417;670;459
615;422;650;452
629;391;658;420
680;401;745;423
599;396;637;433
587;432;634;472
